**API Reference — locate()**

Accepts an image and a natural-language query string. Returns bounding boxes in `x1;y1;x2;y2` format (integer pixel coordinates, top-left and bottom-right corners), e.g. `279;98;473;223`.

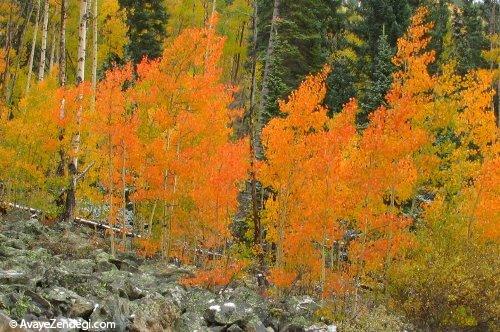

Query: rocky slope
0;212;339;332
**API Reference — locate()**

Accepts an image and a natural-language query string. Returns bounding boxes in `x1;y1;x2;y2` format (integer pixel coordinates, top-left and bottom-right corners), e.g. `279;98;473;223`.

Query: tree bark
248;1;265;271
76;0;88;84
62;0;88;223
255;0;280;157
109;137;116;256
122;143;127;247
5;2;35;104
1;5;14;92
91;0;98;92
49;25;56;72
497;62;500;127
59;0;67;86
38;0;49;80
231;21;246;84
25;0;41;94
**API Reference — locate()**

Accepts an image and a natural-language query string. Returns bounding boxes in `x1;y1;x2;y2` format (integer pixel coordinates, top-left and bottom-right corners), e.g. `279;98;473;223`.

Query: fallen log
2;202;229;258
2;202;140;238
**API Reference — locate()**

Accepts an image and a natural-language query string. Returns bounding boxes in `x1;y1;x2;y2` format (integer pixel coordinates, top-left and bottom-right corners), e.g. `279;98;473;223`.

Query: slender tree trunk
383;188;396;300
231;21;246;84
91;0;98;93
255;0;280;157
148;200;158;238
38;0;49;80
76;0;88;84
1;6;13;92
211;0;216;19
488;1;500;127
248;1;265;271
59;0;67;86
62;0;88;223
161;130;172;260
122;143;127;247
168;140;181;259
109;137;115;256
321;229;327;301
4;2;35;102
26;0;41;94
49;25;56;72
56;0;67;201
497;62;500;127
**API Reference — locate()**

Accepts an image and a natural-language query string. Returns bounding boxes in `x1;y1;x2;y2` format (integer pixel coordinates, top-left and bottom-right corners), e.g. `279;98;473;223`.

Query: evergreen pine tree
119;0;168;64
256;0;343;121
428;0;451;70
361;32;394;123
325;57;356;116
359;0;412;60
453;0;489;73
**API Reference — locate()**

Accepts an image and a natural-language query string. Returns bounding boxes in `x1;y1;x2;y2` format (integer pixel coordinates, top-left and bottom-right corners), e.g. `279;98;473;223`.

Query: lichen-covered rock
43;286;94;318
204;301;254;326
89;296;130;332
175;310;209;332
244;317;268;332
305;323;337;332
0;214;410;332
227;324;244;332
0;270;29;285
128;292;180;332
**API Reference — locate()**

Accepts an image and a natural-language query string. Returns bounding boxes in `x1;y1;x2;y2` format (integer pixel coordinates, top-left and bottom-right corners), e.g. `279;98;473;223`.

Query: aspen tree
62;0;89;222
76;0;88;84
37;0;49;80
59;0;67;86
257;0;280;155
91;0;98;93
26;0;41;93
48;25;56;72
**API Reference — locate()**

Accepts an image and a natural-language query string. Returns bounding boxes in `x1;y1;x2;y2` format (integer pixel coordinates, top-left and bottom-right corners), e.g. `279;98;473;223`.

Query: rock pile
0;213;336;332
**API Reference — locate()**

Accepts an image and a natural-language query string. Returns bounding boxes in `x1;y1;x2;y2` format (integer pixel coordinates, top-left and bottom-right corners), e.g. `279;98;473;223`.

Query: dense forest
0;0;499;331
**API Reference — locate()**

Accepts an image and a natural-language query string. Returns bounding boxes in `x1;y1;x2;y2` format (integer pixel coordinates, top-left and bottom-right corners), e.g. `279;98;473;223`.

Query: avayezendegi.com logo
9;318;116;331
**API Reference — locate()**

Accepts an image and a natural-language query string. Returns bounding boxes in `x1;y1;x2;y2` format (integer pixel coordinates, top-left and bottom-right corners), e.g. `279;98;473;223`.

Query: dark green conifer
119;0;168;64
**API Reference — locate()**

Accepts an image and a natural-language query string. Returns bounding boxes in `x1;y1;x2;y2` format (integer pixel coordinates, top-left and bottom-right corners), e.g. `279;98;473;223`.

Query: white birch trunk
59;0;67;86
37;0;49;80
91;0;98;92
49;25;56;72
76;0;88;84
25;0;41;93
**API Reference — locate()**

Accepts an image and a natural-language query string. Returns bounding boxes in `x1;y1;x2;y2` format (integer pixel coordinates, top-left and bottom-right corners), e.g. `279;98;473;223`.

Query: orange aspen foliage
181;261;246;290
262;67;360;294
90;64;136;252
129;19;247;265
344;8;433;291
461;154;500;241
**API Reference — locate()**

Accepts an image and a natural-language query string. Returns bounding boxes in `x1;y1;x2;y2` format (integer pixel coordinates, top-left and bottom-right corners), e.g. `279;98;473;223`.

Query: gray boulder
89;296;130;331
204;301;254;326
175;310;209;332
128;292;180;331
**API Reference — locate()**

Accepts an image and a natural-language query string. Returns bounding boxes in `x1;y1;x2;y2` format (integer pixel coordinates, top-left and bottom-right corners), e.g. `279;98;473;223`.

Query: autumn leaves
0;7;498;303
260;7;498;299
